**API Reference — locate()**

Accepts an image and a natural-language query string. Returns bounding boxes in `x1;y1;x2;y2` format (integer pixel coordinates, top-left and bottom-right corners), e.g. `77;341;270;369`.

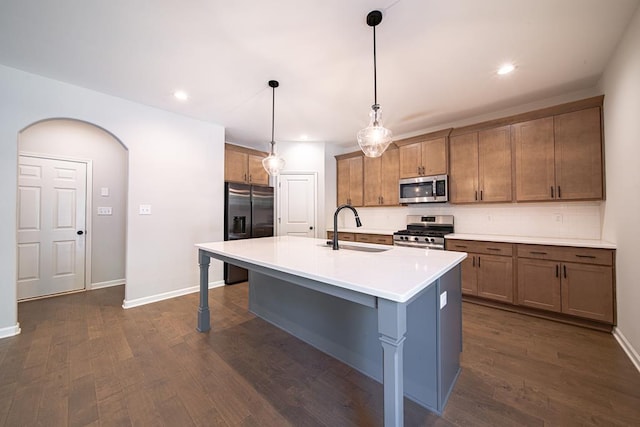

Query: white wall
0;65;225;337
19;119;128;286
599;4;640;364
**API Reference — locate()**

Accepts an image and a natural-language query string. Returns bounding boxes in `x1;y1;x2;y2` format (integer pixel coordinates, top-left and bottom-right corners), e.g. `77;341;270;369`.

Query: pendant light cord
372;24;377;106
271;85;276;153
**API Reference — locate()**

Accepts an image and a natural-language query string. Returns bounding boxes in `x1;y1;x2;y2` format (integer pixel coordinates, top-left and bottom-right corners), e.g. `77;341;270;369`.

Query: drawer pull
575;254;596;259
455;245;467;249
486;247;502;251
530;251;548;255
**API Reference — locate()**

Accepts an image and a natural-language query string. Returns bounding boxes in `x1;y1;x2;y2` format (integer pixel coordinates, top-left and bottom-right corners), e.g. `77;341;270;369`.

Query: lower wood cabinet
447;239;616;327
326;231;355;242
447;240;514;303
517;245;614;323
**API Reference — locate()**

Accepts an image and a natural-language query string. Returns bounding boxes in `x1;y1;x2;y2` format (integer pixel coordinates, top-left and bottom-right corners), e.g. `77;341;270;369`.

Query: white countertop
196;236;466;303
445;233;616;249
326;228;396;235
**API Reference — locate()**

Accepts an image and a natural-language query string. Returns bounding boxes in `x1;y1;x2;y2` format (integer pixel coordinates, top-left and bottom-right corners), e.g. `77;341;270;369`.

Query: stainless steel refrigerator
224;182;274;284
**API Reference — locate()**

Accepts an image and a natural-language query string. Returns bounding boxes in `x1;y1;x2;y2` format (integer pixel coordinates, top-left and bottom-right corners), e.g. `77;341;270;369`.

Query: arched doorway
17;118;128;300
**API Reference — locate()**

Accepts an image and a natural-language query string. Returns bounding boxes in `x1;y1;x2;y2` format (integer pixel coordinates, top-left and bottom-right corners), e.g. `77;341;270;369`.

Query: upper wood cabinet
336;154;364;206
397;130;450;179
224;143;269;186
449;126;512;204
364;147;400;206
513;107;603;201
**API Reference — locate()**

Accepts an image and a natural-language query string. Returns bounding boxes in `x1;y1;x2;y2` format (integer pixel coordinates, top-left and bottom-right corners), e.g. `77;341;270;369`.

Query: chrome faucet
333;204;362;250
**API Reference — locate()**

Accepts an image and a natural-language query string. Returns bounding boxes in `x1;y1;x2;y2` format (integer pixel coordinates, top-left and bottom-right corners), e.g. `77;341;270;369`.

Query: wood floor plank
1;284;639;426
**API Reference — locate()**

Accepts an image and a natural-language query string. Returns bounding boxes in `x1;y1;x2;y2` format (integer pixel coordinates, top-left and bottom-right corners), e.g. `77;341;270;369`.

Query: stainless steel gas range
393;215;454;250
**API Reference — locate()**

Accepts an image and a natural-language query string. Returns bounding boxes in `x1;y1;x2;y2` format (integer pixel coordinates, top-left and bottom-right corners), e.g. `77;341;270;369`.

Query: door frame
17;152;94;295
275;172;318;238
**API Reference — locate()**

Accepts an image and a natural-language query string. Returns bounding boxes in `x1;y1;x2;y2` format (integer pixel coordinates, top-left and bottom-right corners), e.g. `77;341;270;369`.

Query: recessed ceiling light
173;90;189;101
497;63;515;75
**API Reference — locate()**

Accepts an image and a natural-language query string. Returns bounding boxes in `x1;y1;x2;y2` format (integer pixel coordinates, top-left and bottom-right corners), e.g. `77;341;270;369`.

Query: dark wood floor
1;284;639;426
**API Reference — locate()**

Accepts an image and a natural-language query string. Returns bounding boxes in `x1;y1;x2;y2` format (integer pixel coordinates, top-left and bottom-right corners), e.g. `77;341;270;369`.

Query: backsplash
336;202;603;240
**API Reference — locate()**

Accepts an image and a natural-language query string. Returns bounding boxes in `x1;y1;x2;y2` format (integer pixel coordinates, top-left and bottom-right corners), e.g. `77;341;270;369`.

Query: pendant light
357;10;393;158
262;80;286;176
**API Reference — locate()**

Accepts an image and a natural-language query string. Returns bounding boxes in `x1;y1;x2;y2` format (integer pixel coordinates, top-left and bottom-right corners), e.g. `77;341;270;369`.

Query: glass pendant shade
357;105;392;158
262;148;286;176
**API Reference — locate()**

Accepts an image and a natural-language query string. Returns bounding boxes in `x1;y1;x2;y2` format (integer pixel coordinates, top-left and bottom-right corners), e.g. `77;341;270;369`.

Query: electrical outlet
139;204;152;215
440;291;448;309
101;187;109;197
555;214;563;223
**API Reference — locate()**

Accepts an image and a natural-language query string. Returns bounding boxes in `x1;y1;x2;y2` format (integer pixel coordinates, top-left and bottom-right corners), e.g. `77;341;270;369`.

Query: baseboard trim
91;279;126;290
0;323;21;339
613;327;640;373
122;281;225;309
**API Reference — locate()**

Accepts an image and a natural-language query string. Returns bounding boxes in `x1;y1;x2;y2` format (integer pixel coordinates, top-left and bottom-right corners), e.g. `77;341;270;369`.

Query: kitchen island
195;236;466;426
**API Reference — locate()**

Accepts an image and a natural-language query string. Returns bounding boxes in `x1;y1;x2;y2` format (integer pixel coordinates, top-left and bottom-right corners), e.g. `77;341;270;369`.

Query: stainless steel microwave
399;174;448;204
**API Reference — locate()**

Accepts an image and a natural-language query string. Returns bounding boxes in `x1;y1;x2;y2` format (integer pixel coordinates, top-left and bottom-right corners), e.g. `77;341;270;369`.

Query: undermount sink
321;242;390;253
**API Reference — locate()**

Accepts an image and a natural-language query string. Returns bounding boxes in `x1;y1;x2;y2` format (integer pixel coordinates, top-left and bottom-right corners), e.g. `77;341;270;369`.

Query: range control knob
414;237;419;241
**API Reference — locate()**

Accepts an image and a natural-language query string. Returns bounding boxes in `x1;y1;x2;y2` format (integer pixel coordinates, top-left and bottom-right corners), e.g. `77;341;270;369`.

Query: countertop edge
445;233;616;249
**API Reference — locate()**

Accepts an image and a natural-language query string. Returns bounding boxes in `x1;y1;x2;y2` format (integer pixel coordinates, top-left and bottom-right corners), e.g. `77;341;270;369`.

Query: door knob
77;230;84;235
309;226;314;230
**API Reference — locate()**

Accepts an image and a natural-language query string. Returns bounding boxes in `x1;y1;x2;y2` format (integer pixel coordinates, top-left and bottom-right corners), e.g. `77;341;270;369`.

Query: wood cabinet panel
247;155;269;185
354;233;393;245
478;126;512;202
450;127;512;204
326;231;355;242
447;240;513;256
225;149;249;183
517;258;562;312
561;262;614;323
398;137;448;178
449;133;479;203
460;255;478;296
225;144;269;185
364;148;399;206
477;254;514;303
554;107;603;200
513;117;556;201
517;244;613;266
336;156;363;206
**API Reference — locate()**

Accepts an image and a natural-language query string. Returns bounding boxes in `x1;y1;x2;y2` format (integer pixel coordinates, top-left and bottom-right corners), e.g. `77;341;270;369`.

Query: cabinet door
513;117;555;201
337;158;351;205
561;262;613;323
554;107;603;200
363;156;382;206
477;254;513;303
380;148;399;206
248;154;269;186
225;149;248;183
460;255;478;296
399;142;423;178
449;133;479;203
422;137;447;176
348;157;364;206
478;126;512;202
517;258;561;312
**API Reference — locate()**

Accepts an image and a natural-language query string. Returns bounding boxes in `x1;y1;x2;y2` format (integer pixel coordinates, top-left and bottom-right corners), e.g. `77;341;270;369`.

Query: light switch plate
440;291;448;309
97;207;112;216
139;204;152;215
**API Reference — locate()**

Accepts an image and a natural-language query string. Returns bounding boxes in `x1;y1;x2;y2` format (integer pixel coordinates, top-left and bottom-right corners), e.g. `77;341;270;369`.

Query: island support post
197;249;211;332
378;298;407;427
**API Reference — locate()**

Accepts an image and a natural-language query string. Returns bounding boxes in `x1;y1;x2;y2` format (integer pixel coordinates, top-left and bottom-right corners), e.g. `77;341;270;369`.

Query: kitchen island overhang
195;236;467;426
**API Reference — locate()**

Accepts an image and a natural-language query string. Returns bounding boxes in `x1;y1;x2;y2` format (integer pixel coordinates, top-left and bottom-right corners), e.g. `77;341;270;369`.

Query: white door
278;173;317;237
17;155;87;300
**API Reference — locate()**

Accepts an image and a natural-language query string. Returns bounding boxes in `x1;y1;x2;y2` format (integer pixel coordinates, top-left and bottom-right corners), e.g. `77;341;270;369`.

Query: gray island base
195;237;465;426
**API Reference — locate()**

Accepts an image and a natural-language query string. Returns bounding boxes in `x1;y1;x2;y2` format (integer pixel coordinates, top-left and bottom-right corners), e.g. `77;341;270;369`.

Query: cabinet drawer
447;239;513;256
327;232;356;242
517;244;613;266
355;233;393;245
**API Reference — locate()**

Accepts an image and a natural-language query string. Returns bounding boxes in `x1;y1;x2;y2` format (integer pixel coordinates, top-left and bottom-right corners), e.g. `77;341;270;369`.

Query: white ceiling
1;0;638;150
